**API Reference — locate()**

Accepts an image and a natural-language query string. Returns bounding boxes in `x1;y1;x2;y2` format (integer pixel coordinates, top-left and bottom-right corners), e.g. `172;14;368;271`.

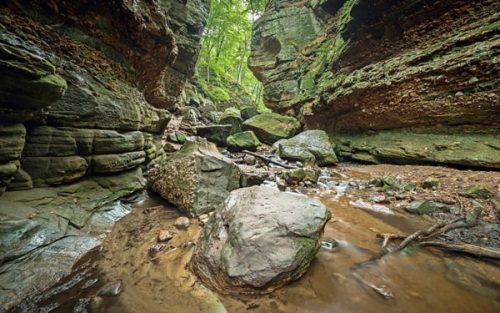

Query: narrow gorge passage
0;1;499;313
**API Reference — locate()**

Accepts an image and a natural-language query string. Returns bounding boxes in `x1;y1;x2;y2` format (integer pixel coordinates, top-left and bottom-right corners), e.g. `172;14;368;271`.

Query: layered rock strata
0;0;209;308
249;0;500;168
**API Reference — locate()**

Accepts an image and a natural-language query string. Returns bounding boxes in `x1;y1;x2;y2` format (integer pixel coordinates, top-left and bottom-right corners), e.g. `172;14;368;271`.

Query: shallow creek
33;168;500;313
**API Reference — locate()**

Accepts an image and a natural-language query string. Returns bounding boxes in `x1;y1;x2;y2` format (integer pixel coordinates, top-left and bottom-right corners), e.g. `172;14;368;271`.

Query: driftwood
242;150;297;169
419;241;500;259
365;198;500;260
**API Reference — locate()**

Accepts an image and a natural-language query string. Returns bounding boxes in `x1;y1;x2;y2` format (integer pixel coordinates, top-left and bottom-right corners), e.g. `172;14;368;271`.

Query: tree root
242;150;297;169
367;199;499;260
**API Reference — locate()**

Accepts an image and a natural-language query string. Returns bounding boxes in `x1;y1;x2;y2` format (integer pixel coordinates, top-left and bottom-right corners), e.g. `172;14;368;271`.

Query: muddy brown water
31;168;500;313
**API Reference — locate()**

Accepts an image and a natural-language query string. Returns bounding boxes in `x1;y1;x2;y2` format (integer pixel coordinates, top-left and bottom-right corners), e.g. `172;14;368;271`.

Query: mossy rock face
405;200;452;215
242;113;301;144
220;107;243;133
272;130;337;166
332;131;500;169
21;156;89;187
369;176;416;193
148;139;241;217
196;125;233;146
22;126;145;157
90;151;146;174
281;167;320;185
190;186;331;294
0;40;67;123
226;131;261;152
240;106;258;120
0;124;26;163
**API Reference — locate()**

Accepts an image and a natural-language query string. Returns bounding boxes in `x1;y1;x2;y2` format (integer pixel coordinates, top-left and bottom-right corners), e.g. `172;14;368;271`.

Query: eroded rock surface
190;186;331;294
148;139;241;217
249;0;500;168
0;0;210;309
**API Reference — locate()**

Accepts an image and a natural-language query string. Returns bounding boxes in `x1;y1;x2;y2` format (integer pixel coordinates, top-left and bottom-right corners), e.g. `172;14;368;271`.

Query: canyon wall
0;0;209;307
249;0;500;168
0;0;209;194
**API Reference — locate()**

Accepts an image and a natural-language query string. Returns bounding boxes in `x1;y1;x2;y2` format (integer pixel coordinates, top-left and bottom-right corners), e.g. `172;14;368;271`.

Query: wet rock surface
0;168;144;309
19;164;499;313
191;186;331;294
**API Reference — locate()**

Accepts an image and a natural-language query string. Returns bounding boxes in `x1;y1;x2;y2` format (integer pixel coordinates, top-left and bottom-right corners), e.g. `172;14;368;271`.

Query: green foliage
197;0;268;110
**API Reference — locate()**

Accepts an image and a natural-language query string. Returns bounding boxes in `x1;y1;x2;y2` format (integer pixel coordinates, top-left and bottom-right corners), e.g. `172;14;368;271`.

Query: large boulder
196;125;232;146
190;186;331;294
148;139;241;216
242;113;301;144
220;107;243;133
226;131;261;152
273;130;338;166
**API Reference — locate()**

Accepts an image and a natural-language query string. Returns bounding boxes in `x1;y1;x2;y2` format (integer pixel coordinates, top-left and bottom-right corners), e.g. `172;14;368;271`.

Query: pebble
148;243;167;256
158;230;173;242
321;238;339;251
243;155;257;165
182;241;196;249
198;214;210;225
97;280;123;297
174;217;190;229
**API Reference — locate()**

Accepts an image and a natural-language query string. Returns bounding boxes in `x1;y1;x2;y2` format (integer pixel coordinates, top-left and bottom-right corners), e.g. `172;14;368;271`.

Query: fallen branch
242;150;297;169
419;241;500;260
376;233;405;252
419;216;464;241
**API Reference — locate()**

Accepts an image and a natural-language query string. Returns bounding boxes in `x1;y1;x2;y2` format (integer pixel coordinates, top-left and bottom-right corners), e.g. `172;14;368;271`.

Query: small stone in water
182;241;196;249
321;238;339;250
149;243;167;256
158;230;173;242
174;217;190;229
98;280;123;297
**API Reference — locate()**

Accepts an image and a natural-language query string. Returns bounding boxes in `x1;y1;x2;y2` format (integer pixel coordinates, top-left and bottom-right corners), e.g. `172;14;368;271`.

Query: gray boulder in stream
272;130;338;166
190;186;331;294
148;139;241;217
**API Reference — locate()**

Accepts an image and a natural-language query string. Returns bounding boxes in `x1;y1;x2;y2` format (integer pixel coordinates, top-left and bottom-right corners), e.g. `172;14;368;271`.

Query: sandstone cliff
249;0;500;168
0;0;209;194
0;1;209;307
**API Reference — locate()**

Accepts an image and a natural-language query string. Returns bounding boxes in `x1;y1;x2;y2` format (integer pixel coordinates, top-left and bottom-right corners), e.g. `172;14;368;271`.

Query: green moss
465;185;493;199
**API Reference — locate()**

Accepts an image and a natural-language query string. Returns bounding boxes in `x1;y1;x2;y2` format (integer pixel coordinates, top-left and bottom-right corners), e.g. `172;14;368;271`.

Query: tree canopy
197;0;268;110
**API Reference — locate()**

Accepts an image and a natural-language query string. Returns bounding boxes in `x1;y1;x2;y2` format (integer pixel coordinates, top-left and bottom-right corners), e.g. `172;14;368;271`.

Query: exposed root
242;150;297;169
366;196;494;263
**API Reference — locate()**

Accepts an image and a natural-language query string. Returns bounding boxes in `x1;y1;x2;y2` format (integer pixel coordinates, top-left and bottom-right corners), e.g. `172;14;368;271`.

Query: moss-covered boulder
242;113;301;144
220;107;243;133
196;125;233;146
226;131;261;152
190;186;330;294
280;167;320;185
240;106;258;120
272;130;337;166
405;200;451;215
148;139;241;216
464;185;494;199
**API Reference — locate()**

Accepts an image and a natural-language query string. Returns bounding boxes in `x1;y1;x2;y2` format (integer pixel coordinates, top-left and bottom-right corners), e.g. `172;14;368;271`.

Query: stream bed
14;165;500;313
